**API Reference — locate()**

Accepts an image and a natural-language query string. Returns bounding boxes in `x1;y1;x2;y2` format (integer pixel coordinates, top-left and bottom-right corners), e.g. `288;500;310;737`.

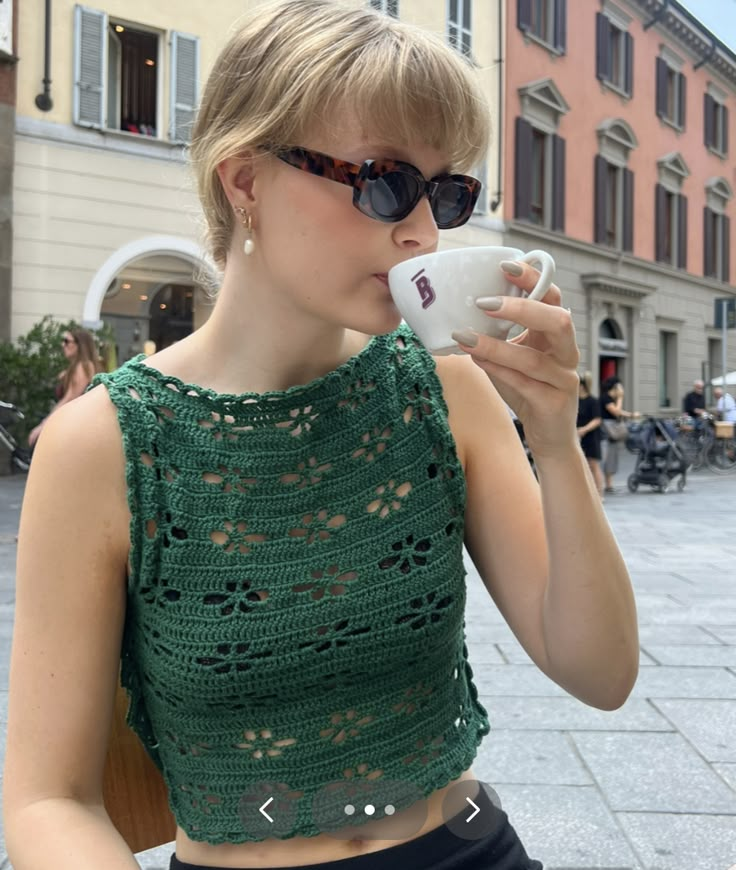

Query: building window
448;0;472;57
658;330;677;408
704;93;728;155
655;186;686;267
108;23;158;136
516;119;565;230
595;11;632;96
369;0;399;16
703;209;729;281
517;0;566;54
654;153;689;268
529;129;547;225
594;119;636;251
656;56;686;129
704;178;732;283
73;6;199;143
515;79;568;231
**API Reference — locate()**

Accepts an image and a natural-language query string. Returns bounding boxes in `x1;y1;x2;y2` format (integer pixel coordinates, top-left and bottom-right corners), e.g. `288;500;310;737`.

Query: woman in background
27;328;103;448
600;375;639;493
577;372;603;499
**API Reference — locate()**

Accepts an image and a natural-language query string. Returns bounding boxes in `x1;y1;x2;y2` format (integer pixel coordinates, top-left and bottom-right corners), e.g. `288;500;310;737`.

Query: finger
465;357;575;421
475;296;578;363
454;333;578;391
501;261;562;304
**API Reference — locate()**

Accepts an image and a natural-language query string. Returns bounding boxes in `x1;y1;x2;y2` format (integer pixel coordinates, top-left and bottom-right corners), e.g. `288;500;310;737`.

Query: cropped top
92;324;490;844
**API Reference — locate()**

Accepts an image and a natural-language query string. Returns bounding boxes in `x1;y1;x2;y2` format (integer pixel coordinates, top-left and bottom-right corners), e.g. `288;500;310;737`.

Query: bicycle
0;401;31;474
675;413;716;470
705;421;736;474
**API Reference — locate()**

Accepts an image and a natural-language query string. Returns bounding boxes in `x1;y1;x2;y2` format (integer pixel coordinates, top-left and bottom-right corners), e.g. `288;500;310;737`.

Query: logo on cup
411;269;436;309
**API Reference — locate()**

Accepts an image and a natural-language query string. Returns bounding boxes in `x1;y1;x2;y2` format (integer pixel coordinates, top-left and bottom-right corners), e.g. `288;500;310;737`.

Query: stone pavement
0;454;734;870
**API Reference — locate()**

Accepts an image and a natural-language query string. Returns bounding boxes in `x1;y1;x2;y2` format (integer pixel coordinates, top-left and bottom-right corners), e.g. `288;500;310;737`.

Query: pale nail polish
451;328;479;347
476;296;503;311
500;260;523;276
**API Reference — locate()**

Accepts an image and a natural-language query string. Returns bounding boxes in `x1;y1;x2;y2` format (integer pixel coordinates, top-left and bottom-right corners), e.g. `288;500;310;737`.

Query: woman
600;376;639;493
577;372;603;499
3;3;639;869
27;327;104;447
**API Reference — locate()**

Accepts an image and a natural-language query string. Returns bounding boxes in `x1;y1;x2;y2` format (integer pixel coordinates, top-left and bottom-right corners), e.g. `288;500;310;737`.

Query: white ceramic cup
388;246;556;355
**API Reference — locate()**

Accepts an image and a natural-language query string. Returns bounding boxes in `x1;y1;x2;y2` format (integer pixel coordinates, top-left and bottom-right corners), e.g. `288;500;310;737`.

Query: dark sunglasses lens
432;179;478;229
363;171;422;221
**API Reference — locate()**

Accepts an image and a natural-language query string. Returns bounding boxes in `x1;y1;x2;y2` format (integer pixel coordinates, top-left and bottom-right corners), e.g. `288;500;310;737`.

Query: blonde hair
579;371;594;396
190;0;491;267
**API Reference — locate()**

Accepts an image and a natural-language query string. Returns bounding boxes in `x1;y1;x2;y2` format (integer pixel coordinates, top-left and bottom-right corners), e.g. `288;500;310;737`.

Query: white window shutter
73;5;107;129
170;32;199;143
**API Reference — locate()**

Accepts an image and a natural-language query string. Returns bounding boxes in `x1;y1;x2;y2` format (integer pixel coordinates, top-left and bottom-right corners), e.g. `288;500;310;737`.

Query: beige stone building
11;0;500;362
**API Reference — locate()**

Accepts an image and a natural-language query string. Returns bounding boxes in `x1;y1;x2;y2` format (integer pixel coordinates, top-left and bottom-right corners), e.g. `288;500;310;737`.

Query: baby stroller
0;400;32;473
625;416;689;493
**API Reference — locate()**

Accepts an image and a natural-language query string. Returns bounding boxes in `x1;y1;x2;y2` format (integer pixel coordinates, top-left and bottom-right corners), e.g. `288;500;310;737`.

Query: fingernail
500;260;523;276
476;296;503;311
451;328;479;347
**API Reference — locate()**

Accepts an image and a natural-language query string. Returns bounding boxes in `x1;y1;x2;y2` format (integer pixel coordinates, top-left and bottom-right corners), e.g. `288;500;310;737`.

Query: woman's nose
392;196;439;251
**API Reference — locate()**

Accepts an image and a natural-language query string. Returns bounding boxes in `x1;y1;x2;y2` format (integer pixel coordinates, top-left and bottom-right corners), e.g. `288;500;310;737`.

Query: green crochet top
93;324;490;844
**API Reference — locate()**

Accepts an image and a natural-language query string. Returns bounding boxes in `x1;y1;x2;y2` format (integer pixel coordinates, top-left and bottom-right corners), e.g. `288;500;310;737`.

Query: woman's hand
451;260;580;460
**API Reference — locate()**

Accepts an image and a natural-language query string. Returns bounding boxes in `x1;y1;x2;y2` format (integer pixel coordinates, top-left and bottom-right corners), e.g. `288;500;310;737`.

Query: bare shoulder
26;383;130;561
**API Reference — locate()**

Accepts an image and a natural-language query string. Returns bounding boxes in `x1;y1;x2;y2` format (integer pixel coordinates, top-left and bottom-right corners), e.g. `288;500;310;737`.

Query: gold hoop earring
234;207;255;256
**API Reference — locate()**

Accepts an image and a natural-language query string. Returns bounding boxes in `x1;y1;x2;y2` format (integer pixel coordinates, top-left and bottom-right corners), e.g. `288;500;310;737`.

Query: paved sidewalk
0;456;735;870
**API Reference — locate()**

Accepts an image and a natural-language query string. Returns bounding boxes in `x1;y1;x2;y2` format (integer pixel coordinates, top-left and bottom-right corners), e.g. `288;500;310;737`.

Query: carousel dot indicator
344;804;355;816
364;804;376;816
385;805;396;816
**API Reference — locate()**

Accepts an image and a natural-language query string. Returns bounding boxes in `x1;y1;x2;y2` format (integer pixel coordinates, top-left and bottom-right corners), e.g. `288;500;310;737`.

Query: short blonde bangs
190;0;491;266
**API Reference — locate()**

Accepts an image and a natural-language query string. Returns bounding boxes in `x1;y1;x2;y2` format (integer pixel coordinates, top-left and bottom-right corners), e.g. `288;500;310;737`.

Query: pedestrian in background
27;327;104;448
4;3;638;869
577;371;603;498
601;375;639;493
714;386;736;423
682;379;707;421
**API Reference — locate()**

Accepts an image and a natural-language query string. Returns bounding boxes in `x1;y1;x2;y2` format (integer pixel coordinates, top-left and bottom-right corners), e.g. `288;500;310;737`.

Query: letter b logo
411;269;436;309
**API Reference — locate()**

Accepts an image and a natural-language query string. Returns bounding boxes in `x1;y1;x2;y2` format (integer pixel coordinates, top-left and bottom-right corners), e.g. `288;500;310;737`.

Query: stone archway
82;236;216;328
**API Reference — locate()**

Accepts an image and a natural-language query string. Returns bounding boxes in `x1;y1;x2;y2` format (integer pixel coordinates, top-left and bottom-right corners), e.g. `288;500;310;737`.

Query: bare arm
577;415;601;438
605;392;638;420
439;355;637;710
3;386;141;869
442;288;638;711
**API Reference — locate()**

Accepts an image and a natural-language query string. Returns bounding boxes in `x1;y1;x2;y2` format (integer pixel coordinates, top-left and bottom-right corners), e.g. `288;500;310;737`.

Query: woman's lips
374;273;389;286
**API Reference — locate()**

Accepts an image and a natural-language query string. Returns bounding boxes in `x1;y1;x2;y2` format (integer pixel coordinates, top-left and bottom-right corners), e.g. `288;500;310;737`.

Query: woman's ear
216;154;258;211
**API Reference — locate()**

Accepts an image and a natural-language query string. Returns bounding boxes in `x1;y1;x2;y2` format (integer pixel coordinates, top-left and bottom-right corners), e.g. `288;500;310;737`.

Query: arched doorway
598;317;628;388
100;256;211;363
83;236;217;365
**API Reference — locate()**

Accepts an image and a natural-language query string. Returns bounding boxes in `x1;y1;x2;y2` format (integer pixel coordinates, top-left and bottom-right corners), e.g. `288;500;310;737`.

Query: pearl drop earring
234;207;255;256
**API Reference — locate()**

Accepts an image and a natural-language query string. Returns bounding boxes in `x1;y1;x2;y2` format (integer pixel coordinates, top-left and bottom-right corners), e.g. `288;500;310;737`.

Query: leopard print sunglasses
273;146;482;229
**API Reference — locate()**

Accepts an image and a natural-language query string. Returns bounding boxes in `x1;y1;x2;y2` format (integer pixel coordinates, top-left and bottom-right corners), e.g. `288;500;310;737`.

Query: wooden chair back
103;679;177;853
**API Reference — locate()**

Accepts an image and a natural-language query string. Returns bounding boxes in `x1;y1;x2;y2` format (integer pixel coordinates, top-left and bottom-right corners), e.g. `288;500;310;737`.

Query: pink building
499;0;735;412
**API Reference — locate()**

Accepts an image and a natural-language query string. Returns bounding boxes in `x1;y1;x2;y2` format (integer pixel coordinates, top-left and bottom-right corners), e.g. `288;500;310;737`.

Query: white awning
710;371;736;386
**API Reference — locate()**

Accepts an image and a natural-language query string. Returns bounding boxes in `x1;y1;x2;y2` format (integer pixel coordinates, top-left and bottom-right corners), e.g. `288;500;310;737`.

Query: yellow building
13;0;502;359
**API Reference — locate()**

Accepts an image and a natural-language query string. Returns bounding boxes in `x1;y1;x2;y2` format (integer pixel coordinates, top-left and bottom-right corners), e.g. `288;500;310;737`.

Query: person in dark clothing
682;379;706;419
601;375;639;493
577;371;603;498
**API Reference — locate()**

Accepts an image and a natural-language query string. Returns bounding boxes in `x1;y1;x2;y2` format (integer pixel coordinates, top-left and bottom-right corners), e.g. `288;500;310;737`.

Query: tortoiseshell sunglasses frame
273;146;482;229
